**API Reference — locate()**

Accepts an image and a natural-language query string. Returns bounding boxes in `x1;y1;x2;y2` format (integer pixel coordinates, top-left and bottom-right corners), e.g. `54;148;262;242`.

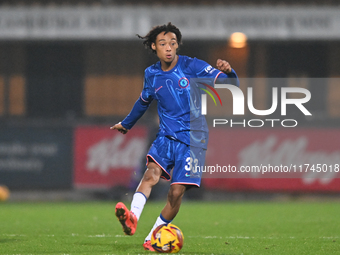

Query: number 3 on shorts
185;157;198;172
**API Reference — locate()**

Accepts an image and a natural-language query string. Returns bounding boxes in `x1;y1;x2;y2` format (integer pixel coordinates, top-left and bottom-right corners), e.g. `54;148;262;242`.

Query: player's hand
110;122;129;134
216;59;232;74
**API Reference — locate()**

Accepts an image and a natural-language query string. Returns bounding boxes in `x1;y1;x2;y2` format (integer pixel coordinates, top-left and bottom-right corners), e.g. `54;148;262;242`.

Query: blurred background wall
0;0;339;199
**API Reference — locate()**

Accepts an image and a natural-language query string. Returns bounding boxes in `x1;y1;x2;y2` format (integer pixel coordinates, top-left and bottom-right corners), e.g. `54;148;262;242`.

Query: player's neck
160;55;178;72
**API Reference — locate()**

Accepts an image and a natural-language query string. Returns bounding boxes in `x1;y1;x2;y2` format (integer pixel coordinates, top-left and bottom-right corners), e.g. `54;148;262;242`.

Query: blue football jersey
121;55;238;149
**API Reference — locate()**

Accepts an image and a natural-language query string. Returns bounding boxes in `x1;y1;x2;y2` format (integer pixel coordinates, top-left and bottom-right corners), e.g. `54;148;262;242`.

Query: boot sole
115;207;132;235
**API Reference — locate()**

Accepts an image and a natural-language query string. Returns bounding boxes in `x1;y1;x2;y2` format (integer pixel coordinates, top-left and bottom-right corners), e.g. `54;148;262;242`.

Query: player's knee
142;163;162;185
169;185;186;200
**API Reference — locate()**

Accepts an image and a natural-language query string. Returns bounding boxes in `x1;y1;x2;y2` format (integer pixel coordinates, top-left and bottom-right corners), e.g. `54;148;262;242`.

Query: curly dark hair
137;22;182;54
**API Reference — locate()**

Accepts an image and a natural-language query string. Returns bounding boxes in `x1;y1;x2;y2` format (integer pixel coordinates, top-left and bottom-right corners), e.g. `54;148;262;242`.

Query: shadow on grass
111;243;152;254
0;238;21;243
73;242;113;246
110;243;237;255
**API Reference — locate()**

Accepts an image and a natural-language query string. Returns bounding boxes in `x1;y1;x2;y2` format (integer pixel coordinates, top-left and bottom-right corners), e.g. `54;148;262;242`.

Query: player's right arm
110;122;129;134
110;72;154;134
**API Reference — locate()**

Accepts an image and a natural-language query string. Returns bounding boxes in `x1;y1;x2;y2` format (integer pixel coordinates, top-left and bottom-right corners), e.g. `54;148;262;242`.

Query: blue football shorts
146;135;206;187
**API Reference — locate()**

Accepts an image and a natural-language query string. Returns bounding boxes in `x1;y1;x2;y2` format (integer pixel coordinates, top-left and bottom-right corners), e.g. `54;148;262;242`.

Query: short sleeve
192;58;239;87
193;58;223;79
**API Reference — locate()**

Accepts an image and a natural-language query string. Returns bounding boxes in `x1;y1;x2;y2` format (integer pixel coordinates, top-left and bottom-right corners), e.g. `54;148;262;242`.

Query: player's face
152;32;178;64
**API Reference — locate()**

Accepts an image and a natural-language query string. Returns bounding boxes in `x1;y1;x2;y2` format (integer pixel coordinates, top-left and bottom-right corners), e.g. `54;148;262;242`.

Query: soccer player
111;22;239;251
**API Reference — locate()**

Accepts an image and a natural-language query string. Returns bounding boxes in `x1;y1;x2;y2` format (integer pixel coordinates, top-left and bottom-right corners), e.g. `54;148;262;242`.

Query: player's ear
151;43;156;51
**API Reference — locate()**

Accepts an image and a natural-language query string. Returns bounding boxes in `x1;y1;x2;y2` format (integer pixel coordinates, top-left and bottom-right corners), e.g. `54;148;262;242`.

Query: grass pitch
0;200;339;255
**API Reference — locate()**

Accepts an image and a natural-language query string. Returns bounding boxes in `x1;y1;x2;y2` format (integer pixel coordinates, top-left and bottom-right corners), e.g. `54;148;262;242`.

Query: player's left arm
216;59;232;74
193;57;239;86
215;59;239;87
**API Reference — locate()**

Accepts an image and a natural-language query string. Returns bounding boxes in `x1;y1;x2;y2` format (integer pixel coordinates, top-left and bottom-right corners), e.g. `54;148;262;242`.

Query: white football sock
130;192;147;221
145;214;172;242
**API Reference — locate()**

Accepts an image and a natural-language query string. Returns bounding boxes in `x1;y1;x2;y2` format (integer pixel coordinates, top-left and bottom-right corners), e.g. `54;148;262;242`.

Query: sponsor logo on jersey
204;65;216;74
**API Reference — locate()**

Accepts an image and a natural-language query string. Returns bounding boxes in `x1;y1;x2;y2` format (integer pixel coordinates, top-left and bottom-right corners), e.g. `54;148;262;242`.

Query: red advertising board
74;126;148;188
74;126;340;192
203;128;340;192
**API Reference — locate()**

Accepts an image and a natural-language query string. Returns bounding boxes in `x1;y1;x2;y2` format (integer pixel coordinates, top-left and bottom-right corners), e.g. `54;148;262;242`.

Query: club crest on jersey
178;77;189;89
